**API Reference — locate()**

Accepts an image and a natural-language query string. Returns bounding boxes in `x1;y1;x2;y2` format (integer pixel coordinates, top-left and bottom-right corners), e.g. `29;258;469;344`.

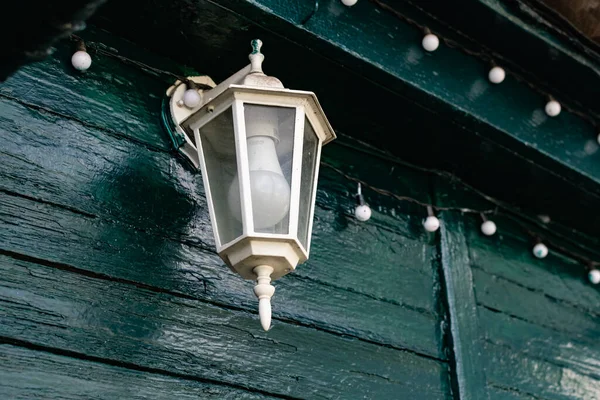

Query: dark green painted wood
0;254;452;399
479;308;600;380
0;345;270;399
0;189;443;359
0;97;445;358
484;342;600;400
439;211;490;400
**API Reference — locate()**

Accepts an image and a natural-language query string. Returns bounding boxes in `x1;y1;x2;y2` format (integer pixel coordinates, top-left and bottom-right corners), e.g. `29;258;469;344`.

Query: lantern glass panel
297;117;320;249
198;107;242;246
242;104;296;234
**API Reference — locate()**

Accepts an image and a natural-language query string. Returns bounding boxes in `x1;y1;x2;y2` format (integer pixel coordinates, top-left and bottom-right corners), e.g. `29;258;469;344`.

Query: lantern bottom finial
253;265;275;331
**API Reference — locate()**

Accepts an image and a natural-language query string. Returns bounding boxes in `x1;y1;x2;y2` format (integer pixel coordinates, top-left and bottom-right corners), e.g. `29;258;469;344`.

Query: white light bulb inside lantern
183;89;201;108
488;66;505;84
545;100;561;117
423;215;440;232
341;0;358;6
355;205;371;221
533;243;548;259
227;110;291;230
422;34;440;52
589;269;600;285
481;220;497;236
71;50;92;71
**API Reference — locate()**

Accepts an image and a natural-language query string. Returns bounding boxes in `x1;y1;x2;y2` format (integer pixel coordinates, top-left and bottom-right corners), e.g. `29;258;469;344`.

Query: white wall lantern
163;40;336;331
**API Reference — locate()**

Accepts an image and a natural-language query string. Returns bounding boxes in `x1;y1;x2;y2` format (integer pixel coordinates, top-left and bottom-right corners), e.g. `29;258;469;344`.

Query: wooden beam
439;211;490;400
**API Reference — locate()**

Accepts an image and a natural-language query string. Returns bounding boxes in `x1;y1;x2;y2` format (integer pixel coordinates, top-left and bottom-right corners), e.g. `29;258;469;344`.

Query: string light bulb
422;30;439;52
71;39;91;71
488;66;505;84
545;99;561;117
533;243;548;259
354;183;371;222
183;81;202;109
480;215;497;236
589;269;600;285
423;206;440;232
341;0;358;6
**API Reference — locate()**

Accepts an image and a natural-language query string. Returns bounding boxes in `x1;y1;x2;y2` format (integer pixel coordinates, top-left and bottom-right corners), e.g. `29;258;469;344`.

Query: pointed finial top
251;39;263;54
249;39;265;74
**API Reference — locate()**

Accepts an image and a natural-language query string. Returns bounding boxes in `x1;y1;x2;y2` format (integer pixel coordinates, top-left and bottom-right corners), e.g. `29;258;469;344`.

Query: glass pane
243;104;295;234
298;117;319;249
198;107;242;246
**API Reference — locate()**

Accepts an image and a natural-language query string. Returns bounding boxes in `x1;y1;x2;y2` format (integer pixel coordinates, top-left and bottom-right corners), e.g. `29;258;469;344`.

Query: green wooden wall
0;27;599;399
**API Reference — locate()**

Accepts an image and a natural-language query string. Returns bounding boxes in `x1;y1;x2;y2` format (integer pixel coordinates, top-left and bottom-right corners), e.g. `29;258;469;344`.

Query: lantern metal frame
163;40;335;330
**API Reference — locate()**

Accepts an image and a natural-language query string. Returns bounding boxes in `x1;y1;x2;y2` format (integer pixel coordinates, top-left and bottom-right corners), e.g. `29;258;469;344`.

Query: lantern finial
253;265;275;331
249;39;265;75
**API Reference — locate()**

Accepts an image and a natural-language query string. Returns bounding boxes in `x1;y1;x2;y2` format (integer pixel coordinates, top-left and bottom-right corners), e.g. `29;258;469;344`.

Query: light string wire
369;0;599;129
321;159;600;272
70;34;213;90
67;34;600;273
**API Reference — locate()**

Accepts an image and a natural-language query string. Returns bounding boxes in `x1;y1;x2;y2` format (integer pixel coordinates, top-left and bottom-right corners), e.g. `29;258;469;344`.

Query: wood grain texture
462;210;600;399
0;345;270;399
0;97;445;358
0;255;452;399
439;211;490;400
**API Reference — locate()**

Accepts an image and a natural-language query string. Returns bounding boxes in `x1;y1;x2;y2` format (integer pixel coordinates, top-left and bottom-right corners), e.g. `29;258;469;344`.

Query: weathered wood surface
463;218;600;399
439;212;490;400
0;96;445;358
0;254;452;399
0;345;270;399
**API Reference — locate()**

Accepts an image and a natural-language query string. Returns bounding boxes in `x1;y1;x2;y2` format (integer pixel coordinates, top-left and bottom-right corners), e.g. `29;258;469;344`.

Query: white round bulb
488;66;505;84
532;243;548;259
545;100;561;117
422;34;440;52
354;204;372;222
183;89;202;108
71;50;92;71
341;0;358;6
481;220;497;236
423;216;440;232
589;269;600;285
597;133;600;146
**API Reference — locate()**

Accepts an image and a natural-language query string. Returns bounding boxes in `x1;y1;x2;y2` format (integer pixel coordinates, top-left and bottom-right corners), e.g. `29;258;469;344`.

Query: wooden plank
439;211;490;400
0;344;270;399
0;31;173;151
0;190;443;358
479;307;600;379
0;97;445;356
472;268;600;338
0;255;452;399
465;221;600;311
484;342;600;400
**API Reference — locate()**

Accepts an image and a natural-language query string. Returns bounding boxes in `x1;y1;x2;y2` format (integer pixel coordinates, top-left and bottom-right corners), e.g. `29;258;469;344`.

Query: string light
368;0;598;134
545;99;562;117
354;183;372;221
182;81;202;109
341;0;358;6
71;39;91;71
488;66;505;84
422;30;439;52
480;214;497;236
423;206;440;232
